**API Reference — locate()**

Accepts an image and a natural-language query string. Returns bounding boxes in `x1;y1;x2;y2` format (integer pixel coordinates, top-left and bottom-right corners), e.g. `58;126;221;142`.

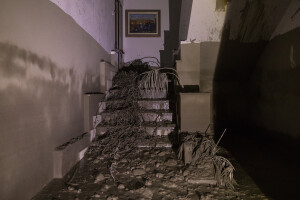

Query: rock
93;159;100;164
144;151;149;156
133;168;146;176
169;176;183;182
162;181;178;188
120;158;128;163
165;158;177;166
156;173;164;178
141;188;153;199
159;190;168;195
68;186;75;191
94;173;106;183
138;164;146;169
155;162;160;168
158;151;167;156
104;184;110;190
93;193;101;198
145;180;152;186
187;179;217;185
107;196;118;200
118;184;125;190
145;167;151;171
183;170;190;176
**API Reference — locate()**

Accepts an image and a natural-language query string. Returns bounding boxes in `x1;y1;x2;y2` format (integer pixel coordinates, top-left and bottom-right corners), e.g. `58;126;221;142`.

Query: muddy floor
33;136;270;200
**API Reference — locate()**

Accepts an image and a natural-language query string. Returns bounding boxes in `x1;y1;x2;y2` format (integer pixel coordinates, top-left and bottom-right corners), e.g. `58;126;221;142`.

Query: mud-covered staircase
97;99;175;137
94;68;177;148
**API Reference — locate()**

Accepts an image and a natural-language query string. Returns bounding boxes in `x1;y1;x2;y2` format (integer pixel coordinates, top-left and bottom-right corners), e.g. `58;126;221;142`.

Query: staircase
96;99;176;138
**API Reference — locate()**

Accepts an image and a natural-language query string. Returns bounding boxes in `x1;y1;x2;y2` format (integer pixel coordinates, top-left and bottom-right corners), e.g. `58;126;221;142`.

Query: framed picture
125;10;161;37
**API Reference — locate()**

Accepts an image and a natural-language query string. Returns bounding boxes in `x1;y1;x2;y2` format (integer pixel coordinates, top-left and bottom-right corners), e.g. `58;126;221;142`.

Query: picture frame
125;10;161;37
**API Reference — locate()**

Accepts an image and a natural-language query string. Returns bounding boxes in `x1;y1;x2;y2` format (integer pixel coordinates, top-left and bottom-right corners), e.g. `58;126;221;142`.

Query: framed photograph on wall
125;10;161;37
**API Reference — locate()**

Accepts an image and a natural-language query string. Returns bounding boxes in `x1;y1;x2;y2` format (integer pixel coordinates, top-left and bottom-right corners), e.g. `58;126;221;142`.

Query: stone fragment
104;184;110;190
118;184;125;190
94;173;106;183
158;151;166;156
133;168;146;176
162;181;178;188
156;173;164;178
141;188;153;199
145;180;152;186
183;170;190;176
93;159;100;164
187;179;217;185
107;196;118;200
165;158;177;166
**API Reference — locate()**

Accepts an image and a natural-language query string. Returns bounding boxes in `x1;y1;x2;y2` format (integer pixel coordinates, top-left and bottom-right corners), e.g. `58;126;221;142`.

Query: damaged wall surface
186;0;226;43
0;0;112;199
123;0;169;63
49;0;115;53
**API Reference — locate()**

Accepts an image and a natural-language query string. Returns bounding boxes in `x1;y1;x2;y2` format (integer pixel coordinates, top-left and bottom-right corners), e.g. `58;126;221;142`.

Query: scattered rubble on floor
33;63;269;200
33;139;269;200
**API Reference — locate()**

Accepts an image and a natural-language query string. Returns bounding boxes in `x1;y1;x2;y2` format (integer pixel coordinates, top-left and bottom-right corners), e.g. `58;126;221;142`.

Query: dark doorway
115;0;123;69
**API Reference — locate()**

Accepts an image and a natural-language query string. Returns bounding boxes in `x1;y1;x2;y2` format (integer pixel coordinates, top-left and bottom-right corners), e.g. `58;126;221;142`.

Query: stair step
99;99;169;112
96;124;175;136
100;111;173;122
137;136;172;148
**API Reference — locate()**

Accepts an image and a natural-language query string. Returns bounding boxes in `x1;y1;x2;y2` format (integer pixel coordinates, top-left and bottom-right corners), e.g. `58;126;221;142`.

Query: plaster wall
186;0;226;43
123;0;169;63
213;0;297;137
49;0;115;53
250;0;300;139
177;0;224;89
0;0;111;199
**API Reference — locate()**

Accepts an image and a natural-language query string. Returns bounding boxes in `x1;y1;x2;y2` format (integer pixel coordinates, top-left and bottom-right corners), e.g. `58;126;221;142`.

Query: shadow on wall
212;1;300;199
0;42;99;200
213;28;267;134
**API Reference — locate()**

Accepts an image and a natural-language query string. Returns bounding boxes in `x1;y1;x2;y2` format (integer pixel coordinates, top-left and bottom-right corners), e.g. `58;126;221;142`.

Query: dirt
33;136;270;200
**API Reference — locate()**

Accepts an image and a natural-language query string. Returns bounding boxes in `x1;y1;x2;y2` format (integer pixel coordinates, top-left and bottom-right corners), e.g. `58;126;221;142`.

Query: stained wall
0;0;113;199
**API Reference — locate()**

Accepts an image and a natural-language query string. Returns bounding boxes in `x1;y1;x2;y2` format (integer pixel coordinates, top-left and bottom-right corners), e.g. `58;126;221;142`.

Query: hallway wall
0;0;113;199
123;0;169;64
213;0;292;134
49;0;115;52
250;0;300;139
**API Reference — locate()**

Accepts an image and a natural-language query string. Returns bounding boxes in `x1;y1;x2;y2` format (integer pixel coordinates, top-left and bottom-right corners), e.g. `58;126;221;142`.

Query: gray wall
213;0;297;137
0;0;112;199
250;30;300;139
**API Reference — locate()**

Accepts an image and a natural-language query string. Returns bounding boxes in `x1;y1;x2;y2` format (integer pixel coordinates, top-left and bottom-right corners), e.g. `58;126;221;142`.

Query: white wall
0;0;112;199
185;0;226;43
123;0;169;64
49;0;115;53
